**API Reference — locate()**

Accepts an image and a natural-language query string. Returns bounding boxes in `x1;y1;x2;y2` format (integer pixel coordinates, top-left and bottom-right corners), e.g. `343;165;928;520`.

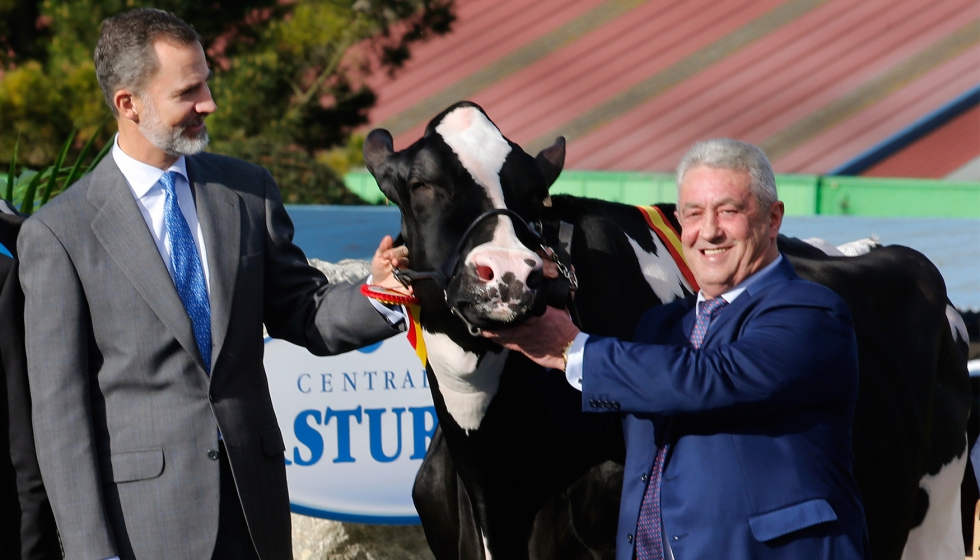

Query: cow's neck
625;233;692;302
423;328;509;433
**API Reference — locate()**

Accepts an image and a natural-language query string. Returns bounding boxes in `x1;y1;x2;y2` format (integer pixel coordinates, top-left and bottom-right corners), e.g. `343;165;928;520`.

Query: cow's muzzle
393;208;576;336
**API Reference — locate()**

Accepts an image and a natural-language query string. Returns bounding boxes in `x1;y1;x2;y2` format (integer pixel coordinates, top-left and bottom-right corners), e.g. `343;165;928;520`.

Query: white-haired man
486;139;870;560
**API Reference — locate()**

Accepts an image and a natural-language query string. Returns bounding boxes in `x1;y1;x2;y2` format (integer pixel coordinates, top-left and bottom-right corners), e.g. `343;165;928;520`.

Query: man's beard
138;99;209;157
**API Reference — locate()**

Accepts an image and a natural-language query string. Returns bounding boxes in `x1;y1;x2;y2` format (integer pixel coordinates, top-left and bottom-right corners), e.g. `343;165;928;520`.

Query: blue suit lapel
698;256;798;348
680;299;698;346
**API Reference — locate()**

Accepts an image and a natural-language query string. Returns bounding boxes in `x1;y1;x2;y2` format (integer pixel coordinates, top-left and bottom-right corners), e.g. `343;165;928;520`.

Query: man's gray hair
676;139;778;210
94;8;201;116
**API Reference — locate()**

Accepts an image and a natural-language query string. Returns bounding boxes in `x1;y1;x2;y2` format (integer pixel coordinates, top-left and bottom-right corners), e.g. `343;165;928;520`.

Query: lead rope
535;219;582;328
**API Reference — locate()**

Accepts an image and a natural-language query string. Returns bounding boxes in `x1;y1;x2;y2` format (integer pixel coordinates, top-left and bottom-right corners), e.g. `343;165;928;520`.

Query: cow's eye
409;180;427;191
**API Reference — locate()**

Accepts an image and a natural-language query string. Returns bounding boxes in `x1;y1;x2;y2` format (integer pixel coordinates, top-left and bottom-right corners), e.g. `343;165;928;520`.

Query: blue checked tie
159;171;212;373
635;296;729;559
689;297;730;350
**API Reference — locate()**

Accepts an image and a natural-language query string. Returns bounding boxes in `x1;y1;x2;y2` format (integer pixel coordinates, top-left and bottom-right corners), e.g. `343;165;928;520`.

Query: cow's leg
901;322;972;560
900;442;968;560
412;424;487;560
962;374;980;553
528;460;623;560
414;426;462;560
952;306;979;553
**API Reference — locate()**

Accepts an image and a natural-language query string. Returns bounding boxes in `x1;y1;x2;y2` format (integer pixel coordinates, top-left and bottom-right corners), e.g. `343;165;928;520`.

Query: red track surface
365;0;980;175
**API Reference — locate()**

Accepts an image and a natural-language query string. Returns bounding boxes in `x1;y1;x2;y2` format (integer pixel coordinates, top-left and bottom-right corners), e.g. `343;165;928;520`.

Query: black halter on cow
362;101;972;560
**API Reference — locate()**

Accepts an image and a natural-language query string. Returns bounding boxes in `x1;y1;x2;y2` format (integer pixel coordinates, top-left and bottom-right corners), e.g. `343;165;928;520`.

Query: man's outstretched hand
371;235;412;295
482;306;581;371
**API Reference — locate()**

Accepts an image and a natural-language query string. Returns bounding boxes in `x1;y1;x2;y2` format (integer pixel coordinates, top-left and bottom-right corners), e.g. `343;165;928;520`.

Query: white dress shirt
112;136;403;327
112;136;211;294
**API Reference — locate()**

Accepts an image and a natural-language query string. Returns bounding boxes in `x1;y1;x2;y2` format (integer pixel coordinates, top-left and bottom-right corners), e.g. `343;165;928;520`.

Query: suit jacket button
207;449;219;460
613;402;621;410
641;473;649;483
627;533;634;544
590;399;598;408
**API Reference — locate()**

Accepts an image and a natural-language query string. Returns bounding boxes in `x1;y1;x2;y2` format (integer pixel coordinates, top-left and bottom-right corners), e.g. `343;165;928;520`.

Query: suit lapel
88;158;206;372
681;299;697;345
700;256;798;347
187;155;241;371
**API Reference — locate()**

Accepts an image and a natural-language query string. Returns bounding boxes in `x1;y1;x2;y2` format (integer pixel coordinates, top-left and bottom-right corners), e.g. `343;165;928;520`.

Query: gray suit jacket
18;153;400;560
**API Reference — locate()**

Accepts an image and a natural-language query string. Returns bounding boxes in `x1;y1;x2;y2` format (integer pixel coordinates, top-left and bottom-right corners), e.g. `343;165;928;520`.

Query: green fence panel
344;171;386;204
818;177;980;218
345;169;980;218
548;172;587;197
775;175;819;216
551;171;676;205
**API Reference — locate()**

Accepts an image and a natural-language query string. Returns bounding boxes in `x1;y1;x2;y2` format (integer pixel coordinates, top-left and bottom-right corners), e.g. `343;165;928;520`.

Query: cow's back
781;237;972;560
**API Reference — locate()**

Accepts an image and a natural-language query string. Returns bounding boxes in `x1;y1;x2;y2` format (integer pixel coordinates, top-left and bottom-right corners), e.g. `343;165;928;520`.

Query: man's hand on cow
371;235;412;294
539;247;560;280
482;306;581;370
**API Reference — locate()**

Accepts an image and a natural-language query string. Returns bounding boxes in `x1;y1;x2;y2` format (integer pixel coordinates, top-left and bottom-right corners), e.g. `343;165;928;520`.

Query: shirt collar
111;133;188;198
696;254;784;307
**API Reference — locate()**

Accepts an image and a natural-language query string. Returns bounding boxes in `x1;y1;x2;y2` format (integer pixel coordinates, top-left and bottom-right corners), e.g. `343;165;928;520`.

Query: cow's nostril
476;265;494;282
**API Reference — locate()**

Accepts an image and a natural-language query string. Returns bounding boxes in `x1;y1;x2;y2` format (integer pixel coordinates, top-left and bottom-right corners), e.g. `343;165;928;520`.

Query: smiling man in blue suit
486;139;870;560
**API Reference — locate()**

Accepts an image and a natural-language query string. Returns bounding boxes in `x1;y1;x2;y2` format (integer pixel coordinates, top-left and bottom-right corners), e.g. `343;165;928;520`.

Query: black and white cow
362;102;972;560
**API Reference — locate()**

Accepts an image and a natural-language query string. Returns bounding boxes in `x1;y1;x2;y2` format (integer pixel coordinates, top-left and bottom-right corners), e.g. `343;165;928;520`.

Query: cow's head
364;102;564;335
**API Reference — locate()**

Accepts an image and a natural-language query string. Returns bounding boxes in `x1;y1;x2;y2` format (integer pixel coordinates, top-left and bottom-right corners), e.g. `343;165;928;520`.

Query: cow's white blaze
436;107;511;209
627;233;690;303
900;438;968;560
436;106;541;320
423;329;509;433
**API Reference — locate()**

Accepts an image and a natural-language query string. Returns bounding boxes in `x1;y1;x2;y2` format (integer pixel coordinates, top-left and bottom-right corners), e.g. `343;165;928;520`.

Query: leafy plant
2;120;111;215
0;0;456;205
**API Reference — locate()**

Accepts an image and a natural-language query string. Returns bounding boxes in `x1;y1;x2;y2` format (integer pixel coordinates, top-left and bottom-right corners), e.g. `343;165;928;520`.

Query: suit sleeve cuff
365;275;407;330
564;332;590;391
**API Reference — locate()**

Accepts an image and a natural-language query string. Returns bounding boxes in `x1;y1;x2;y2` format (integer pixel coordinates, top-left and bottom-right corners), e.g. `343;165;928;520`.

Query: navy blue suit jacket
582;257;869;560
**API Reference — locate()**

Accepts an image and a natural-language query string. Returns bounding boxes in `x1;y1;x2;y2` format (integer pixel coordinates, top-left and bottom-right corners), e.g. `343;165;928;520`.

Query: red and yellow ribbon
636;205;699;293
405;302;428;367
360;284;428;366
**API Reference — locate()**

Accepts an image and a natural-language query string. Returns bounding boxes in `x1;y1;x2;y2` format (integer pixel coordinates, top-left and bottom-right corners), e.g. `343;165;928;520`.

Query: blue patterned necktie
689;297;730;350
159;171;212;373
635;296;729;559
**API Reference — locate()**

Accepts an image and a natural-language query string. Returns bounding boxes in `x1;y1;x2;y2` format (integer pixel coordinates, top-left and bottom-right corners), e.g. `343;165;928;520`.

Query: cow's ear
535;136;565;188
363;129;394;175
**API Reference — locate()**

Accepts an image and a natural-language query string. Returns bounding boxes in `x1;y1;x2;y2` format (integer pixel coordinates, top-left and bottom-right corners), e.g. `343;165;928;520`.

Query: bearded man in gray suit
18;8;410;560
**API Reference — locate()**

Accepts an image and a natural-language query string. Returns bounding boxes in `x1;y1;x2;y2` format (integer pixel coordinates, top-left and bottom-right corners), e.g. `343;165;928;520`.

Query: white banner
265;335;435;524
